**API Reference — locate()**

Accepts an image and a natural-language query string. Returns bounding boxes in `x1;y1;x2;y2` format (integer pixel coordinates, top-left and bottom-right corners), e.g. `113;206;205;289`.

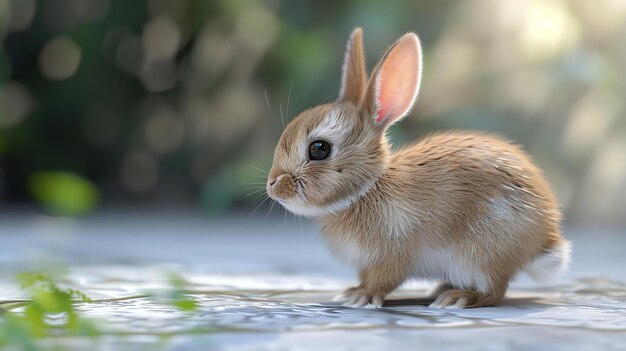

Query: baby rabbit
266;28;570;309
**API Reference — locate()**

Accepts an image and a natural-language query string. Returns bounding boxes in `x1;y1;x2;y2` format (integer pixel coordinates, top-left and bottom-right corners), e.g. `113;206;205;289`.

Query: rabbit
266;28;571;309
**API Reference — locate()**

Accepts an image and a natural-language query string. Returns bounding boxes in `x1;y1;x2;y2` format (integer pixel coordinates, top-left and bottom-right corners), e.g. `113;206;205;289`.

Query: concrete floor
1;210;625;350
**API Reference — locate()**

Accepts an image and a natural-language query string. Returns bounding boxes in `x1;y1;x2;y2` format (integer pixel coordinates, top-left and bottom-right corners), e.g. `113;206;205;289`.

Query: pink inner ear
374;35;421;125
376;98;388;123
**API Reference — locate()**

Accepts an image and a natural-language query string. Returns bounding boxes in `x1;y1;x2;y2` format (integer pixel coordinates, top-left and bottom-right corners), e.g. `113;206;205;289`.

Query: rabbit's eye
308;140;331;160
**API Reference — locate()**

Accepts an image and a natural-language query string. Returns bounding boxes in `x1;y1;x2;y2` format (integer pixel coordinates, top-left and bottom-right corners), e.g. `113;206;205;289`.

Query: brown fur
267;29;569;309
339;28;367;104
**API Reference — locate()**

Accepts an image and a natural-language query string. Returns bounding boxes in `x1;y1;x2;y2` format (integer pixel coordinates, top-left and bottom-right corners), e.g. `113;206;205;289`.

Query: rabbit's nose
267;174;297;200
268;174;287;190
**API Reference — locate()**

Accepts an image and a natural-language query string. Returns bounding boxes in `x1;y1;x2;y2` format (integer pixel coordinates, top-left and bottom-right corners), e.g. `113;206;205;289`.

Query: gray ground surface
1;211;625;350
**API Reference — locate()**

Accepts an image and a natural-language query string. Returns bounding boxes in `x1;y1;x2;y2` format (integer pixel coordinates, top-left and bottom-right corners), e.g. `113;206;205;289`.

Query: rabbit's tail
524;240;572;282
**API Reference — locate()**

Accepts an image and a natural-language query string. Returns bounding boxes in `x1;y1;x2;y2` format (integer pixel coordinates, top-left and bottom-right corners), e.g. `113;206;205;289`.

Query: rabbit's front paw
333;286;384;308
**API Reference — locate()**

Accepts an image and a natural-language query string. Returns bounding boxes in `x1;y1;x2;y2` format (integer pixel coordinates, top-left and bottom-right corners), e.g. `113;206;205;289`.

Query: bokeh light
1;81;34;128
7;0;36;32
144;106;186;154
142;16;180;61
0;0;624;227
519;0;580;63
38;36;82;80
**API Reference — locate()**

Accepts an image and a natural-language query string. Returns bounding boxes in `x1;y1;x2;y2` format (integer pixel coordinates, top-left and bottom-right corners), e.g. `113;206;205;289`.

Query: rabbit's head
267;28;423;217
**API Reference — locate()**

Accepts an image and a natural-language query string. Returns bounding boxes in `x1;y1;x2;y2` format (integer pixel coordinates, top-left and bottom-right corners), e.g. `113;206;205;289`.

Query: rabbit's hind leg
429;283;507;309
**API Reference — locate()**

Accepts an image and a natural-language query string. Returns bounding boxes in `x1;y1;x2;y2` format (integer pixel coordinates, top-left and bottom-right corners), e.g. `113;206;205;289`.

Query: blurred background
1;0;625;228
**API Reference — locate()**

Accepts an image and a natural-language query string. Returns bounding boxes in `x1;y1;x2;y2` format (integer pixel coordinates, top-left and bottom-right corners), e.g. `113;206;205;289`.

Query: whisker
250;195;270;216
249;177;268;183
273;200;281;215
249;165;268;175
252;194;268;204
242;182;265;187
249;196;268;206
251;183;266;188
266;199;277;218
286;77;294;122
294;93;302;109
241;188;267;200
244;193;268;204
264;89;280;130
279;103;285;131
243;186;266;190
242;185;266;191
289;92;303;123
298;216;305;236
243;192;266;200
319;92;336;105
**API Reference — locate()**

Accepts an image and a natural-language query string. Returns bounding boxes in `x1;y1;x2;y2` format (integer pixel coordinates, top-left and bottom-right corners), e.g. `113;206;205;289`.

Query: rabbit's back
388;131;560;245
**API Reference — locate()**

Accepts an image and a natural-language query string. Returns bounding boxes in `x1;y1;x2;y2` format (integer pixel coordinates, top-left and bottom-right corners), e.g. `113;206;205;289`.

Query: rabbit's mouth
266;174;319;217
269;176;377;218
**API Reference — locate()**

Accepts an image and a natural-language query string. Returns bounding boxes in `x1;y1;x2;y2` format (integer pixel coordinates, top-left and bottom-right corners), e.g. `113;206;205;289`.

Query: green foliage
165;273;198;312
27;171;100;216
0;272;98;350
0;270;204;349
18;273;92;303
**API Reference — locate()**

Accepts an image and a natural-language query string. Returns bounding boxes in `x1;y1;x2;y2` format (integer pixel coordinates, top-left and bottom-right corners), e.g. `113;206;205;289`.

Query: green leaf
23;305;46;337
165;273;199;312
173;299;198;312
1;314;39;351
27;171;100;216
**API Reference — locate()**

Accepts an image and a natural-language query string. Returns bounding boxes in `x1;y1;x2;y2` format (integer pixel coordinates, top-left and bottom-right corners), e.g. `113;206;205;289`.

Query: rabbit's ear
363;33;422;127
338;28;367;105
